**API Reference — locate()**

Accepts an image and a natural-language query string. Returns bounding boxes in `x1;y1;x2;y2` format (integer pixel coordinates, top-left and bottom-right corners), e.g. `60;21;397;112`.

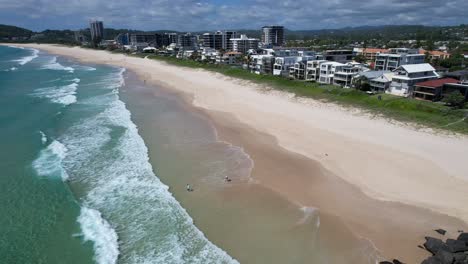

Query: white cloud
0;0;467;31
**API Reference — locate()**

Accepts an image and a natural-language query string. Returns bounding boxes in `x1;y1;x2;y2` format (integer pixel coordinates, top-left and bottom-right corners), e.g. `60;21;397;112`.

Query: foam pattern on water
13;48;39;65
41;56;75;73
32;140;69;180
32;78;80;106
60;68;238;264
78;207;119;264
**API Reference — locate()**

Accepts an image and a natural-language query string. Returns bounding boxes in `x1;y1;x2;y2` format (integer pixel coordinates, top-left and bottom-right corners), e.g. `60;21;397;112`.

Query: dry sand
10;44;468;262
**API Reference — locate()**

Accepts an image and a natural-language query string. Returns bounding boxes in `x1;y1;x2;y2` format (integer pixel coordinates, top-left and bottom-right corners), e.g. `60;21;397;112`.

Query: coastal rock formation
381;233;468;264
420;233;468;264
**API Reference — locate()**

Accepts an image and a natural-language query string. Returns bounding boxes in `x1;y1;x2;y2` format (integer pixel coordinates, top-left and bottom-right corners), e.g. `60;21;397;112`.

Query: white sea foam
32;140;68;180
74;65;97;71
59;68;238;263
77;207;119;264
39;131;47;144
2;67;18;72
7;45;25;49
32;79;79;106
298;206;320;227
14;48;39;65
41;57;74;73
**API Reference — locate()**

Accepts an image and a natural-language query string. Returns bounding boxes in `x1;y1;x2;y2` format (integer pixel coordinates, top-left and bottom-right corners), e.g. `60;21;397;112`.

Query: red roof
415;78;459;88
363;48;388;54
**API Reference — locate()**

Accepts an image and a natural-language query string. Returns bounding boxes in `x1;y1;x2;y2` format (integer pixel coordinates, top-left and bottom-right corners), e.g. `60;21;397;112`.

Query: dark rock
435;250;454;264
453;252;467;262
425;237;449;255
392;259;404;264
379;262;393;264
446;239;468;253
422;256;442;264
435;229;447;235
457;233;468;243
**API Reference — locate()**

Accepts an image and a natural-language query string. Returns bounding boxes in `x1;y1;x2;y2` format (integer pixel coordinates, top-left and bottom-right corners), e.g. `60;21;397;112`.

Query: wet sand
10;44;468;263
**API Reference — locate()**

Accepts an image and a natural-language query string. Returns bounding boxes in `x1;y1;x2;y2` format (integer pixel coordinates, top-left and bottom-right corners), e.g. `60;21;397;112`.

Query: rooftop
415;78;459;88
400;63;435;73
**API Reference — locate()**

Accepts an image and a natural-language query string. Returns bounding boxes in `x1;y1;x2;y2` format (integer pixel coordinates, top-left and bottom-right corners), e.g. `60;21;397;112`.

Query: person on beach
224;176;231;182
186;184;192;192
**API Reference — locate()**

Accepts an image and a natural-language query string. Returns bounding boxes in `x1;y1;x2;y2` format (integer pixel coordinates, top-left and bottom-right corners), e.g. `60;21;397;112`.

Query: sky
0;0;467;31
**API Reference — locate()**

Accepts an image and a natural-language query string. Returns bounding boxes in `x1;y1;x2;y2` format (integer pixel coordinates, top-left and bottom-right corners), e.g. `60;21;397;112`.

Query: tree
442;91;466;108
354;54;367;63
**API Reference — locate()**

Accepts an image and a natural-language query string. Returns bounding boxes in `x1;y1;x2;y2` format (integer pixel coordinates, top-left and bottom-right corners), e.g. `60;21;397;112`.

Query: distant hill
0;24;32;39
1;24;466;44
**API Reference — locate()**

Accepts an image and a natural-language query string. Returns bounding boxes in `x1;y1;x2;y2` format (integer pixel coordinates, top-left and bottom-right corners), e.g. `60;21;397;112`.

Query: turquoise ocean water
0;45;237;264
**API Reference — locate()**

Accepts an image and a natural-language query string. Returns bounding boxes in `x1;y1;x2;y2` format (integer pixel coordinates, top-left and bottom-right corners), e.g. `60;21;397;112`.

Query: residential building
444;70;468;82
200;47;219;63
305;60;327;81
318;62;346;85
413;78;459;101
89;20;104;43
354;48;389;62
323;50;353;63
249;54;275;74
162;33;178;47
374;48;425;71
273;55;317;77
230;35;259;54
129;33;163;50
115;33;129;46
442;82;468;101
388;64;439;97
289;61;307;80
333;63;369;87
419;49;451;61
216;51;242;65
352;71;392;92
74;30;87;43
177;33;197;50
261;26;285;46
369;72;394;92
203;31;239;51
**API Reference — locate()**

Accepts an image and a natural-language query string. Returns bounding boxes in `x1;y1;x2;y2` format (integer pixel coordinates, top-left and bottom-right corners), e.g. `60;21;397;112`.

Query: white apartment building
215;51;243;65
230;35;259;54
374;48;425;71
249;54;275;75
388;63;439;97
333;63;369;87
318;62;346;84
305;60;327;81
273;55;317;76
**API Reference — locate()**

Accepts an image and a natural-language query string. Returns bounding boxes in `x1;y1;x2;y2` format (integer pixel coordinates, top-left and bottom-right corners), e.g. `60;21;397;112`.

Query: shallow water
120;71;380;264
1;46;237;264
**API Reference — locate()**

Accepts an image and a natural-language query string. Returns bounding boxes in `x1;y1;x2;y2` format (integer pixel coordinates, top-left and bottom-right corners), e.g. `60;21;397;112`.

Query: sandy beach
11;43;468;263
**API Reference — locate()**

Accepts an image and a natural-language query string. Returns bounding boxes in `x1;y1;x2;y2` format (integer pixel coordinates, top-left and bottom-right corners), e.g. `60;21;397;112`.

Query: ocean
0;45;238;264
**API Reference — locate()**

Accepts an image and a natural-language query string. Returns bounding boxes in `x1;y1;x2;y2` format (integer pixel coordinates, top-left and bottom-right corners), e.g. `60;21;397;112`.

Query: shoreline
9;43;468;262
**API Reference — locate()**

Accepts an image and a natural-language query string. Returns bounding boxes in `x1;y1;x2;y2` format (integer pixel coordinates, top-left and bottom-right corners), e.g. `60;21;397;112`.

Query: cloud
0;0;467;31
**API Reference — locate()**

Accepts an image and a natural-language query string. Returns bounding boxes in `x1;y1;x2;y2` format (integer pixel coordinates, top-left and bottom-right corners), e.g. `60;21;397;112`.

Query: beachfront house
387;63;439;97
413;78;459;101
332;62;369;88
374;48;425;71
318;61;346;85
305;60;327;82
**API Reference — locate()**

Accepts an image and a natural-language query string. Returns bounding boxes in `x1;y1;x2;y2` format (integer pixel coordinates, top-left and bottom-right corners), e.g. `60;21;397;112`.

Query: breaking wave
32;78;80;106
41;57;75;73
14;48;39;65
77;207;119;264
60;68;238;264
32;139;68;181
